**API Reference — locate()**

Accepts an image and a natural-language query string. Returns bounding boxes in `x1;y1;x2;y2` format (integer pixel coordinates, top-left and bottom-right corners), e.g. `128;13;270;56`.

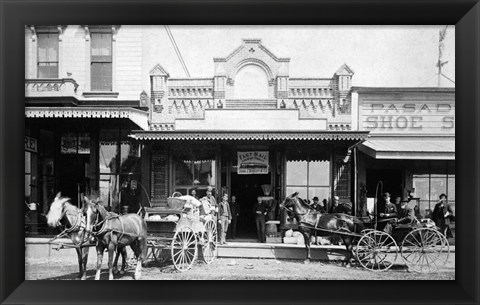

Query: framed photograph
1;0;479;305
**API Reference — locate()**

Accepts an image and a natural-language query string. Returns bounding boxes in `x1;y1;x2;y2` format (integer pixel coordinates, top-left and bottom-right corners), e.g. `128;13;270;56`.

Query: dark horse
46;192;90;280
84;197;147;280
280;192;363;266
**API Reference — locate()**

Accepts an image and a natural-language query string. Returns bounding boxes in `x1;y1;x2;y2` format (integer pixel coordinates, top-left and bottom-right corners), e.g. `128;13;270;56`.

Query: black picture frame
1;0;479;304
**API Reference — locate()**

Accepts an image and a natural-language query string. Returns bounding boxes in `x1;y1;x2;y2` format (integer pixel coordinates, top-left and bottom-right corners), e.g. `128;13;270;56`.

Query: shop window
91;33;112;91
98;129;141;212
37;32;59;78
173;149;216;196
412;161;455;218
286;160;330;203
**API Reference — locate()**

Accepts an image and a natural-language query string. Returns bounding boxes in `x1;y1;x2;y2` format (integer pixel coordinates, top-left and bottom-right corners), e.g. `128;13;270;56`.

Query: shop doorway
230;173;271;239
366;169;403;211
57;154;90;206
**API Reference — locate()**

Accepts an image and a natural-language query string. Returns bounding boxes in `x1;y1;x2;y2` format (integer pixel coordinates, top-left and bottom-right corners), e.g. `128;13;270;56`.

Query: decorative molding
25;107;149;130
82;91;119;98
150;64;170;77
131;131;368;141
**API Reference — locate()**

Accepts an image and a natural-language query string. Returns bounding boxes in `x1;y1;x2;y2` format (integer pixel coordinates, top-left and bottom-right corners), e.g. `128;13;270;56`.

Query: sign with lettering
61;135;77;154
25;136;37;153
360;102;455;134
238;151;269;175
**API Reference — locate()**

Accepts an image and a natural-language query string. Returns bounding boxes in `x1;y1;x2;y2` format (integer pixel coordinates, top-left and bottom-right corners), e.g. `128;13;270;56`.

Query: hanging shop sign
25;136;37;153
238;151;269;175
78;134;90;154
61;134;78;154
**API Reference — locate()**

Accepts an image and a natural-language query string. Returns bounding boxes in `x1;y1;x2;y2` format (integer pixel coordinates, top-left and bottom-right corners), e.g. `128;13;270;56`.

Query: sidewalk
25;237;455;263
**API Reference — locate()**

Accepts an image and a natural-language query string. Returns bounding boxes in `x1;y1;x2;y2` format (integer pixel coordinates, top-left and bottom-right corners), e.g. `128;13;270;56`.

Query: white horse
46;192;90;280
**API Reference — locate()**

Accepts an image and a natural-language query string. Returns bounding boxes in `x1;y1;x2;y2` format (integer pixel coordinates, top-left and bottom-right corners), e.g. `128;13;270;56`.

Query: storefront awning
358;137;455;160
25;107;149;130
129;131;370;141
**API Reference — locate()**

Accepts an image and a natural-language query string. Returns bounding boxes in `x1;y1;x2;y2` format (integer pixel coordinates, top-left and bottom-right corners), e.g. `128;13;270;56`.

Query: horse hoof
81;276;87;280
134;273;141;280
109;275;114;280
303;259;311;264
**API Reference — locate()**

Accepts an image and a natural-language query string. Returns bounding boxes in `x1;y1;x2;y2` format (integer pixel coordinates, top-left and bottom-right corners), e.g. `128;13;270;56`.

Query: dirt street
25;253;454;280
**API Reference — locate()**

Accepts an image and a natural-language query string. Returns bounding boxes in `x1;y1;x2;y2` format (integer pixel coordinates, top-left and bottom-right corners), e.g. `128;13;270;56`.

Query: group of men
191;187;240;245
378;192;454;238
192;187;271;244
309;196;352;215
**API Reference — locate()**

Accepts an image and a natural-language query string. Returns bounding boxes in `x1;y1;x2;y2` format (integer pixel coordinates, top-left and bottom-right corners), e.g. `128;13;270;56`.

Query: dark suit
432;201;454;238
398;205;417;224
229;200;240;239
252;202;269;243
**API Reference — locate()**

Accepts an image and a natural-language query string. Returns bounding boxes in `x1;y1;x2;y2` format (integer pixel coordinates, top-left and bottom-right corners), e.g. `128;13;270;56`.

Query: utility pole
437;26;449;87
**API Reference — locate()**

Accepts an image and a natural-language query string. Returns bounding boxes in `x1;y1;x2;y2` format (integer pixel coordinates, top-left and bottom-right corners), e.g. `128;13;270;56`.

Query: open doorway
230;173;271;240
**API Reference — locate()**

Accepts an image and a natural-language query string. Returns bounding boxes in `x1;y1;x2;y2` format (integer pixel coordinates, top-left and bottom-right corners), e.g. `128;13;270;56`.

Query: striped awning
129;131;370;141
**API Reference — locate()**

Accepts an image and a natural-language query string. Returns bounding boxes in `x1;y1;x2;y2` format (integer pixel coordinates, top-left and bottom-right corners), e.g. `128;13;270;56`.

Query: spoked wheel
201;219;218;264
401;227;450;273
171;226;198;272
355;230;398;272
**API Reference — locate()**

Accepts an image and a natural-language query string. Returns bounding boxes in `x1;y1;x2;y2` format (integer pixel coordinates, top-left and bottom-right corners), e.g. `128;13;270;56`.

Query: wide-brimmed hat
383;192;391;198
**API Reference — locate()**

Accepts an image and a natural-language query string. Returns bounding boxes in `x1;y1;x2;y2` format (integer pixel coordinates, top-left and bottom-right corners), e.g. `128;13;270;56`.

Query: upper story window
91;32;112;91
37;32;59;78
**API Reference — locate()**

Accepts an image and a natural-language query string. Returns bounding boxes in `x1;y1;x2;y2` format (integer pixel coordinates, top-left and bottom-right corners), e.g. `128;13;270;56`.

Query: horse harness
49;207;88;248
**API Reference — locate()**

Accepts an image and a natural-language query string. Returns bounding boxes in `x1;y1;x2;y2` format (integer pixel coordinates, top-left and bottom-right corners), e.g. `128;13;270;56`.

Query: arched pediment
214;39;290;80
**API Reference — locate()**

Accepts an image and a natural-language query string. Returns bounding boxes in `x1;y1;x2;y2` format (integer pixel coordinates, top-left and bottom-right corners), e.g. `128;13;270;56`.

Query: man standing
218;194;232;245
229;195;240;239
201;186;218;218
252;196;269;243
432;194;454;238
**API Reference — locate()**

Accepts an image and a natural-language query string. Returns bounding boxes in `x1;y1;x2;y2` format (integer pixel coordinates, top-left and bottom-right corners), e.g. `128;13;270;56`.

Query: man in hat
380;193;397;218
397;199;418;225
379;192;397;233
201;186;218;219
432;193;454;238
311;196;326;213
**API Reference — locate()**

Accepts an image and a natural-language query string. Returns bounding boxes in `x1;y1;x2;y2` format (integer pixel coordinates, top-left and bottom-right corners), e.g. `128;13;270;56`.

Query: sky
144;25;455;88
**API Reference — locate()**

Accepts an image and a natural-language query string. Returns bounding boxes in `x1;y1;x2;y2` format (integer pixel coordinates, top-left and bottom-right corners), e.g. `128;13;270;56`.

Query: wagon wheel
201;219;218;264
401;227;449;273
171;226;198;272
355;230;398;272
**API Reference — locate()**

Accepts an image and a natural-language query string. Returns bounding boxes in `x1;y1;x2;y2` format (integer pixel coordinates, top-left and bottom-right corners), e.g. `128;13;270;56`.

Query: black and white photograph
24;25;456;281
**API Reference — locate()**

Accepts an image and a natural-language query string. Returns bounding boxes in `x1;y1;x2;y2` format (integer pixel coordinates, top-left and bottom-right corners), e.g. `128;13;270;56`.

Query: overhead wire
164;25;191;78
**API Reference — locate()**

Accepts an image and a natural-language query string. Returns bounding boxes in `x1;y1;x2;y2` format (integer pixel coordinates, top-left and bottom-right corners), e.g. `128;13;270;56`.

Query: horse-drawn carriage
144;192;218;272
45;191;217;280
280;192;451;273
